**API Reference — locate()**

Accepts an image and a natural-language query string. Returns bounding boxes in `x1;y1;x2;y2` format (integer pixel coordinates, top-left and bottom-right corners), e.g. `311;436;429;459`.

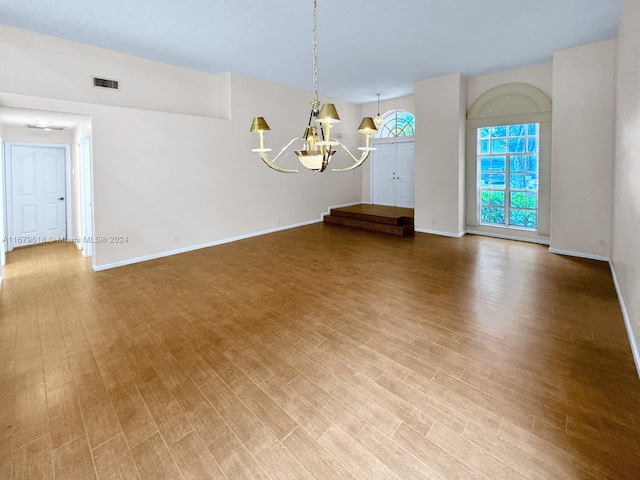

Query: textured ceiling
0;0;626;104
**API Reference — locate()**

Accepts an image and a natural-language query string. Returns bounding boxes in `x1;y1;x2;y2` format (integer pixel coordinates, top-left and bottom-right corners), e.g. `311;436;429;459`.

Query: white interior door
9;145;67;248
373;143;396;206
372;141;414;207
395;142;415;208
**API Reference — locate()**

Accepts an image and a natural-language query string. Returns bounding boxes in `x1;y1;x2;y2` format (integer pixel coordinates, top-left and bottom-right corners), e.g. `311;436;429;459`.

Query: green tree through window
478;123;539;229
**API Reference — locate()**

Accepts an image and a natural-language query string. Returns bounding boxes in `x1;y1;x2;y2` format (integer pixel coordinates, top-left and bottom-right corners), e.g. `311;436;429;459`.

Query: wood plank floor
1;224;639;479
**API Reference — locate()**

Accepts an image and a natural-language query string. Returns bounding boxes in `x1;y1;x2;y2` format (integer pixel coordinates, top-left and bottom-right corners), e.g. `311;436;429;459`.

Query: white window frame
477;123;540;230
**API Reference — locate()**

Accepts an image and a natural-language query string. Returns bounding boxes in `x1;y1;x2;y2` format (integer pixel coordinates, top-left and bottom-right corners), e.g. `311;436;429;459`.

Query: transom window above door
374;110;415;138
478;123;539;229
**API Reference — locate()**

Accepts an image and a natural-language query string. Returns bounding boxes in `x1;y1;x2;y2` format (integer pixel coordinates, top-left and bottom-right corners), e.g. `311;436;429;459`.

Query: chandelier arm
330;142;374;172
257;137;304;173
258;152;298;173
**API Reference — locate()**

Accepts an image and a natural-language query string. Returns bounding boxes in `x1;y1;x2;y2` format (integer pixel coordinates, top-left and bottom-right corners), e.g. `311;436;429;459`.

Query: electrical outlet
276;215;280;224
173;234;179;242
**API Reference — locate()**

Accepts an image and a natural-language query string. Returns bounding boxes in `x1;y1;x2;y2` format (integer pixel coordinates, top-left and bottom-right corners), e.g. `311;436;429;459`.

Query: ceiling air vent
93;77;119;90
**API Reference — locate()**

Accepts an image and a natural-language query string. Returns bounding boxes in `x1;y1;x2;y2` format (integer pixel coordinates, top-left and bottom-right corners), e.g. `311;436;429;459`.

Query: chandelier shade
249;0;377;173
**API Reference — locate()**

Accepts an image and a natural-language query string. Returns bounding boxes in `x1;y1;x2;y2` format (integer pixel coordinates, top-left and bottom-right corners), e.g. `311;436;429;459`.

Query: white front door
9;145;67;249
372;141;414;207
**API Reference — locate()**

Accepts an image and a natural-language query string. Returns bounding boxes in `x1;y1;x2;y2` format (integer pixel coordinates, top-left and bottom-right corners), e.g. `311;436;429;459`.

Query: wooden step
323;214;414;236
323;204;415;236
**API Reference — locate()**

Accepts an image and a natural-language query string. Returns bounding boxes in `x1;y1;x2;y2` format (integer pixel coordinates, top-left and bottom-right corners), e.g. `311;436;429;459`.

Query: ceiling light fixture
249;0;377;173
374;93;383;129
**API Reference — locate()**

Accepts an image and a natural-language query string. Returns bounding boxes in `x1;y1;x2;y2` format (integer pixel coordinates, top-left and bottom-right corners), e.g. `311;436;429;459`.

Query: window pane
510;192;526;208
526;174;538;191
491;126;507;137
482;207;505;224
510;156;527;171
481;173;506;189
489;191;505;206
510;174;526;189
508;138;526;153
491;139;507;153
527;137;538;153
527;155;538;172
527;193;538;209
479;127;490;138
509;124;525;136
480;140;489;154
525;211;538;228
528;123;538;135
490;173;505;189
376;110;415;138
480;156;491;172
481;191;490;205
480;207;490;222
510;209;527;227
490;156;506;171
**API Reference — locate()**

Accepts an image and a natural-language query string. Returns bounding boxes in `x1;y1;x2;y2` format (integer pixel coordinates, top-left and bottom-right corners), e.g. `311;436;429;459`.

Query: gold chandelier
249;0;378;173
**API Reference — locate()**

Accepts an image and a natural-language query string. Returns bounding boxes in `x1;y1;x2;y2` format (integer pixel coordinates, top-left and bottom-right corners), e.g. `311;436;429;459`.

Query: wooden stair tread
323;205;414;236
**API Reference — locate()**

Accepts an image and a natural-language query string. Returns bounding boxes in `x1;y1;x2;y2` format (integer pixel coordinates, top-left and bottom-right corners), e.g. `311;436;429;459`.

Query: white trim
415;228;466;238
93;218;322;271
610;261;640;379
79;136;94;260
548;247;609;262
467;229;550;245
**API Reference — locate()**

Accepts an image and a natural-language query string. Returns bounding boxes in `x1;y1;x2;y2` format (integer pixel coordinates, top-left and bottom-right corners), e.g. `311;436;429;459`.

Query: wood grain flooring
1;224;639;479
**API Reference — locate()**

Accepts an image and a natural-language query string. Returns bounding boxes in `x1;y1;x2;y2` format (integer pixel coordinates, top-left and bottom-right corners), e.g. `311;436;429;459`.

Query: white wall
0;28;364;269
550;40;616;260
467;63;552;109
613;0;640;371
0;25;230;119
414;73;467;236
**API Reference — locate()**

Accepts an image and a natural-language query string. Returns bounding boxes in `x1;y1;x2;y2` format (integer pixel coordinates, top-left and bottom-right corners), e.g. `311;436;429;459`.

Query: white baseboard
467;229;550;245
415;228;466;238
93;218;322;272
548;247;609;262
609;261;640;379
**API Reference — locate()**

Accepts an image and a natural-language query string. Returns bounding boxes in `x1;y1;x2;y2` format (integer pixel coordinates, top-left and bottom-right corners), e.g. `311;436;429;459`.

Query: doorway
4;143;71;251
371;140;415;208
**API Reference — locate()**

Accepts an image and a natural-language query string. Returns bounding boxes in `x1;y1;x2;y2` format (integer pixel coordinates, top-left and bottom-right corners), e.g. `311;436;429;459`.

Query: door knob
58;197;65;200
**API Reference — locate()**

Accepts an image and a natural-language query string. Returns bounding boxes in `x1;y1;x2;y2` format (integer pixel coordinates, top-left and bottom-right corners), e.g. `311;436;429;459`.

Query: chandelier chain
312;0;319;110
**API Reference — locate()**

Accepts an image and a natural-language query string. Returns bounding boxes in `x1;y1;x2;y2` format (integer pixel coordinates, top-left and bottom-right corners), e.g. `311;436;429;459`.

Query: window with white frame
478;123;539;229
374;110;415;138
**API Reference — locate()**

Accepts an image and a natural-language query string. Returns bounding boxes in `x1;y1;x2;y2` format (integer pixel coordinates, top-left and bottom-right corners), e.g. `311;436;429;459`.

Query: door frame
370;136;415;207
3;142;72;252
79;136;94;258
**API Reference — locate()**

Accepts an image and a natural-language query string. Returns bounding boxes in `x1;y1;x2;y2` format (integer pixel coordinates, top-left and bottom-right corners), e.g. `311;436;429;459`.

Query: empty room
0;0;639;479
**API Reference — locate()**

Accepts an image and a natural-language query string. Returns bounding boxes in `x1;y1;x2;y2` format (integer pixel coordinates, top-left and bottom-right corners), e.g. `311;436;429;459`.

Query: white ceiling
0;0;626;104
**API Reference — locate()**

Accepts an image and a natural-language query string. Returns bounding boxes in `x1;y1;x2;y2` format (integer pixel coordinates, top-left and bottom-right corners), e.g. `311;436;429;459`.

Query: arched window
466;82;552;241
374;110;415;138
